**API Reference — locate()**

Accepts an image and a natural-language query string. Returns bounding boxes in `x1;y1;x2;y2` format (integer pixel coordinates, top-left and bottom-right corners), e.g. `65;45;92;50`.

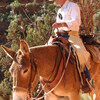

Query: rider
52;0;92;91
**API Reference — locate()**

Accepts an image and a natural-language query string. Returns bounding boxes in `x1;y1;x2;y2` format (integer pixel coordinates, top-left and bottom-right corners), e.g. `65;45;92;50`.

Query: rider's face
55;0;67;6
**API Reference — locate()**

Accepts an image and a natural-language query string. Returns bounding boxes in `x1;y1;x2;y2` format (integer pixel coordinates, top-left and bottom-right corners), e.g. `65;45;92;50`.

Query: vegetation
0;0;99;100
0;0;56;99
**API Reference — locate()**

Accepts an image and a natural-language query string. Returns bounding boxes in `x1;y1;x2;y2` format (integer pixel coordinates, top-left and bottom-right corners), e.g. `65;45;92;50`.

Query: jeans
85;65;91;81
61;33;69;40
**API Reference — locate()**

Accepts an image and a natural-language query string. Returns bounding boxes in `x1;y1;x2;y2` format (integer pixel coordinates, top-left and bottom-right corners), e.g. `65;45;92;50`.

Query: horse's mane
80;34;100;50
80;35;100;63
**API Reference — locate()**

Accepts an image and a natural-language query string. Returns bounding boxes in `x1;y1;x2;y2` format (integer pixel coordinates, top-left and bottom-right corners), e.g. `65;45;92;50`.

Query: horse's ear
20;40;30;56
1;45;16;59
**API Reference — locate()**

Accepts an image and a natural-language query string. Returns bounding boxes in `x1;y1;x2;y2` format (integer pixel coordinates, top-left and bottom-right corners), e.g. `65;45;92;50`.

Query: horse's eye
23;69;28;74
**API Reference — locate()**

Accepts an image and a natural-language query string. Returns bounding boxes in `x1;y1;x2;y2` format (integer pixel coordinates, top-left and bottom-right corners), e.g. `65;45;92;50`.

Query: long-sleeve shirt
55;1;81;32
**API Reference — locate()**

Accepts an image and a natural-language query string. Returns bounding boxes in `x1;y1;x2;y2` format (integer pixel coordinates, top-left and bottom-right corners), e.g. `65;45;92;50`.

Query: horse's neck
30;45;62;80
84;44;100;78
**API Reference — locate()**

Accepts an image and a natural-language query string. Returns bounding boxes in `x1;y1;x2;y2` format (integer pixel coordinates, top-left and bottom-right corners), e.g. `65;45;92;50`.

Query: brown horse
1;40;100;100
86;45;100;100
89;63;100;100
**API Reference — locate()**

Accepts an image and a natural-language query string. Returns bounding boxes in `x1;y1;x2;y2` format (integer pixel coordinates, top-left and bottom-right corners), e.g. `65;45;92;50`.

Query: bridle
13;42;72;100
13;52;38;99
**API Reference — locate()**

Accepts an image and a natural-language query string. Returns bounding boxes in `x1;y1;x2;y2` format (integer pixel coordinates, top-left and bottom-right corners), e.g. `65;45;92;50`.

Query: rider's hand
52;22;68;28
52;23;61;28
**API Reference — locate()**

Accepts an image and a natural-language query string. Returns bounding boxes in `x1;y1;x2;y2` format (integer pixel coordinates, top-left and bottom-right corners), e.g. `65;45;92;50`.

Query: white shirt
55;1;81;32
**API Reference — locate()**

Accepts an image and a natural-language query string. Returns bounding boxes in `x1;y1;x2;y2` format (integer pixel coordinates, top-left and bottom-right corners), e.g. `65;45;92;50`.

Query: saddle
48;35;100;64
47;35;96;93
47;35;70;45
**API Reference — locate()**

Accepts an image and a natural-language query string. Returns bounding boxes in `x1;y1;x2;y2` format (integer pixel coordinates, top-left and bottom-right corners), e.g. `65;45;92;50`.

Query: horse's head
1;40;39;100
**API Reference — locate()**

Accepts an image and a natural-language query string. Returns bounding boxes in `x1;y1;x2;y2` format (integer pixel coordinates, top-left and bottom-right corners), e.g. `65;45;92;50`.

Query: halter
13;52;37;99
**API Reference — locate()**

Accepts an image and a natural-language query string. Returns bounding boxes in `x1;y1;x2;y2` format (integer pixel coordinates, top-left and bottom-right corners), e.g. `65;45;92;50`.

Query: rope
31;43;72;100
32;48;60;98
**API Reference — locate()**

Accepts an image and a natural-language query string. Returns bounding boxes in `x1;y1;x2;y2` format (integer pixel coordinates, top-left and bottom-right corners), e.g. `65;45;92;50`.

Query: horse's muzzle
13;91;29;100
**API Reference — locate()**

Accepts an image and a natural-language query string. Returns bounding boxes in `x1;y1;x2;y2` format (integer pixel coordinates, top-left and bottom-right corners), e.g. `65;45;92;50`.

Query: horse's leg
44;93;58;100
95;92;99;100
69;92;80;100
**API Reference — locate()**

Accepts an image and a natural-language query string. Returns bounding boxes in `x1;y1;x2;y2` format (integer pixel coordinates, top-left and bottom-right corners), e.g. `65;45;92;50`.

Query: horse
1;40;100;100
89;63;100;100
85;45;100;100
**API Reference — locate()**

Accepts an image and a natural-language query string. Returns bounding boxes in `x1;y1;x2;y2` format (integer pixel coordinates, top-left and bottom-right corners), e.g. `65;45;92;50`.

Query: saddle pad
86;45;100;63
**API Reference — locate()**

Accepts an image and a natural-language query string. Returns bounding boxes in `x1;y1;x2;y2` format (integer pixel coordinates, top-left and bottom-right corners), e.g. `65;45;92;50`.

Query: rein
32;42;72;100
13;53;38;99
28;53;38;97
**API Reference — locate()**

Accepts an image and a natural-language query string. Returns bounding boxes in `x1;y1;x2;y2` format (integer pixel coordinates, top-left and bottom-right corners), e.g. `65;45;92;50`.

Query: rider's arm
65;4;81;30
52;22;68;28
